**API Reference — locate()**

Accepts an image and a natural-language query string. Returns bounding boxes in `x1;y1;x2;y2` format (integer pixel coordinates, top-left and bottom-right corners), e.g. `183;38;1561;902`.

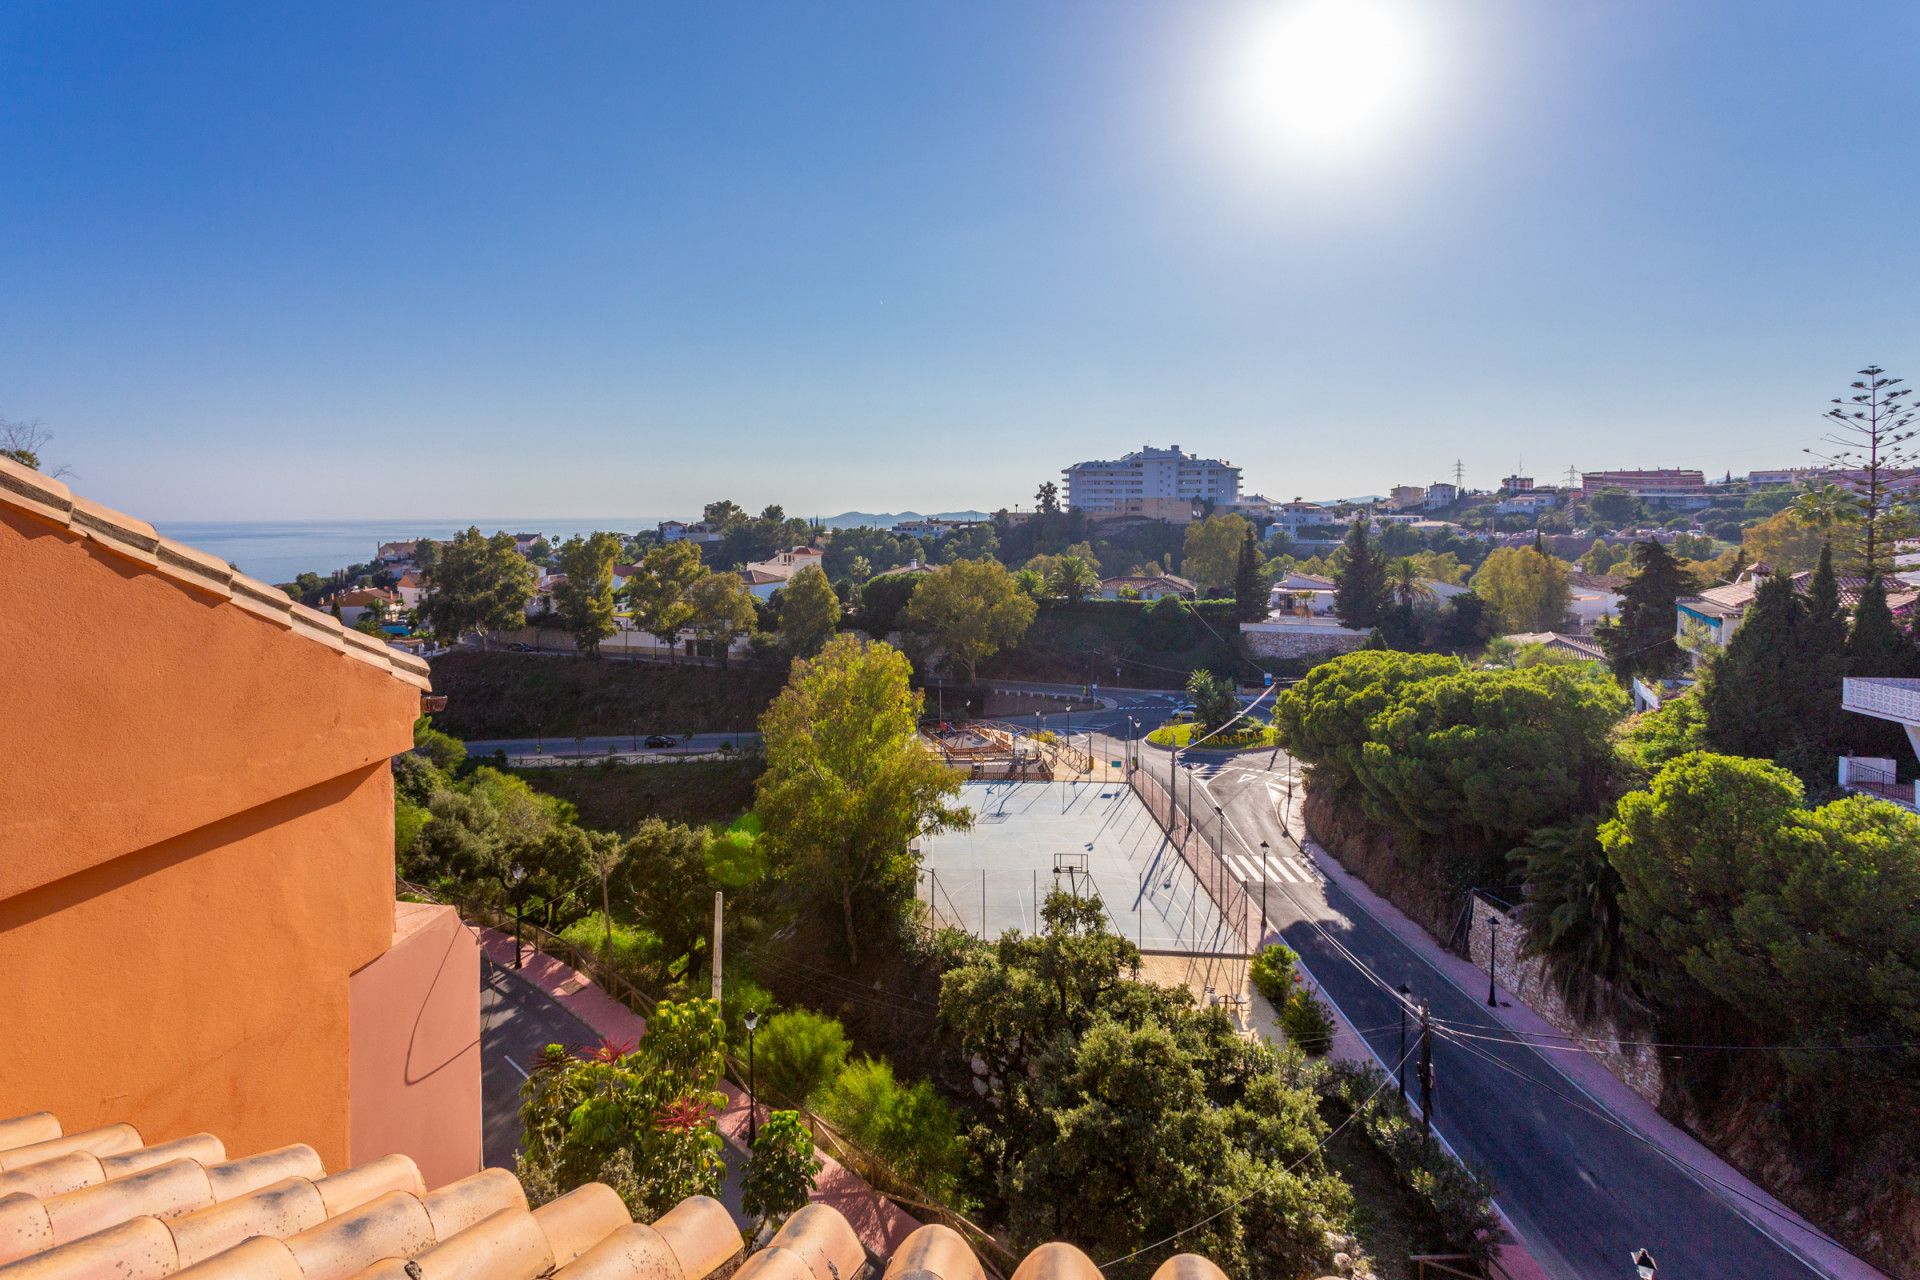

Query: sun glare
1221;0;1436;169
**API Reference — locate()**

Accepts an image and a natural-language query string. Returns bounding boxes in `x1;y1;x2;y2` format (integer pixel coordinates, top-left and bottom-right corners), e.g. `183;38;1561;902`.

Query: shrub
755;1010;851;1108
819;1057;968;1202
722;976;777;1056
559;913;663;987
1280;983;1335;1057
1249;943;1298;1003
1320;1060;1500;1258
741;1110;820;1231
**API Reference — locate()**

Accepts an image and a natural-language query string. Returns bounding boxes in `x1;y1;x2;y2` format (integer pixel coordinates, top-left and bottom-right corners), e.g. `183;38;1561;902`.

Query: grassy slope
429;651;786;738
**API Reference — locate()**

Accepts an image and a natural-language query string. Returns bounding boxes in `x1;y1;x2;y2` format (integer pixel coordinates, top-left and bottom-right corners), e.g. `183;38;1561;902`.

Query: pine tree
1334;518;1388;630
1804;543;1848;657
1702;570;1841;781
1232;524;1264;622
1597;539;1696;682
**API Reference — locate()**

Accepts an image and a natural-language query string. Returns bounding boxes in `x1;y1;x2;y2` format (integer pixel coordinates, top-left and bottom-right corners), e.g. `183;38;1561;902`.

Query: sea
154;518;668;585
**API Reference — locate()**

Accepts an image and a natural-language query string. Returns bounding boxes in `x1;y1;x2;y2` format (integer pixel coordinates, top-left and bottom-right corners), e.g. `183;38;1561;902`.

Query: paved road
1153;743;1862;1280
465;730;761;759
479;958;748;1220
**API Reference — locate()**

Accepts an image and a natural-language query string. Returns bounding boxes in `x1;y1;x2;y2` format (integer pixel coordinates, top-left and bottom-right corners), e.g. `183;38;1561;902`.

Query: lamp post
1486;914;1500;1007
1258;840;1269;940
743;1010;761;1144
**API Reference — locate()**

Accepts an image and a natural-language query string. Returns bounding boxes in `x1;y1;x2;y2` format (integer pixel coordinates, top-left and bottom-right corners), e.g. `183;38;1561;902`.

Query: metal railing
1411;1253;1515;1280
403;878;1016;1277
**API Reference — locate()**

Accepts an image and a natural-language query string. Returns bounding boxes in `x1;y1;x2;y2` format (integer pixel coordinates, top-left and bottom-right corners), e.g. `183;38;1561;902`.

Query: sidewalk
475;929;921;1257
1275;791;1891;1280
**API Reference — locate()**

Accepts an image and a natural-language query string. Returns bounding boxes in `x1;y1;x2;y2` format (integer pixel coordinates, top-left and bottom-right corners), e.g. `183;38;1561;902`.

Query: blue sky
4;1;1918;521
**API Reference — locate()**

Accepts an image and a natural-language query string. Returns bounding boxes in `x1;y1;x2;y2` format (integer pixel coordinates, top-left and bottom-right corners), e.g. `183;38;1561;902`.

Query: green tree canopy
419;526;537;644
1182;514;1252;595
756;635;970;963
1272;650;1465;794
1470;546;1572;634
778;563;842;658
1333;519;1389;630
1596;539;1697;682
1701;570;1842;779
1357;666;1627;884
1602;752;1920;1079
628;541;707;661
902;558;1037;683
685;570;757;667
554;531;623;657
1233;524;1266;622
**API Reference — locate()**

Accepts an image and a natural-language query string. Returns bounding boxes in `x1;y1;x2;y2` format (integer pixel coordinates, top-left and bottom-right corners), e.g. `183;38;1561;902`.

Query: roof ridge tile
0;456;430;693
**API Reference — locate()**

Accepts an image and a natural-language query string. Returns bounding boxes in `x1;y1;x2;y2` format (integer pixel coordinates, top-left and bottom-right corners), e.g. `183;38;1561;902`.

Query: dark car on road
644;734;677;749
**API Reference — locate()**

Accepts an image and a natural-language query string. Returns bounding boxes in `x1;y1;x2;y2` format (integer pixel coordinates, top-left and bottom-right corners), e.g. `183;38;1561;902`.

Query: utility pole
1397;984;1412;1099
1453;458;1464;489
711;891;723;1005
1418;998;1434;1140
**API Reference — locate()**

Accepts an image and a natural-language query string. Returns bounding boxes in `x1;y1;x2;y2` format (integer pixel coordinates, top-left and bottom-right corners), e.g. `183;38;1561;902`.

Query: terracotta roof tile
0;456;431;694
0;1105;1238;1280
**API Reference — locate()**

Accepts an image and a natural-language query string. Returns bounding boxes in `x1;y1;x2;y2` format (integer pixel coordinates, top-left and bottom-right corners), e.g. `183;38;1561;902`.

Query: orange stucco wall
349;902;482;1186
0;500;478;1177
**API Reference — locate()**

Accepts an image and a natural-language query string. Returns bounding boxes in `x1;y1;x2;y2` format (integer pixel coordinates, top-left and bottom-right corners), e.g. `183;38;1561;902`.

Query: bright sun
1222;0;1435;168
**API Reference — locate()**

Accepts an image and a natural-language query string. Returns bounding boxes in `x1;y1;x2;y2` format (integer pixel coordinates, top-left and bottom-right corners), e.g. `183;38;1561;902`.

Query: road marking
502;1056;530;1080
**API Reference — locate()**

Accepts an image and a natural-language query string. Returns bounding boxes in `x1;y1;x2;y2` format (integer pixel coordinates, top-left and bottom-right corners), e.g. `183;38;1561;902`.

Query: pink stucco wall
349;902;483;1187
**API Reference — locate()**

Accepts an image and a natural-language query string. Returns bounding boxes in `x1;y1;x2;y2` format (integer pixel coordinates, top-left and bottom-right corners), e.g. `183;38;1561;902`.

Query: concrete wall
0;499;477;1176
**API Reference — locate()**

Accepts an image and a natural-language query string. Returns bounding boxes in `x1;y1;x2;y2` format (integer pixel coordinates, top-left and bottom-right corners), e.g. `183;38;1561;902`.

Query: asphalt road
1161;744;1855;1280
464;730;760;759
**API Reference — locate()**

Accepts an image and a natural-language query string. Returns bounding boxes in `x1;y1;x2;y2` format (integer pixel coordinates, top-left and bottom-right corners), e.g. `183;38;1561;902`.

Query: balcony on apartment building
1839;677;1920;809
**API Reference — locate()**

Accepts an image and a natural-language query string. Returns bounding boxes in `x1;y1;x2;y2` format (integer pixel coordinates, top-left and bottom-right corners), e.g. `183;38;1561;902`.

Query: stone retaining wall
1465;896;1664;1104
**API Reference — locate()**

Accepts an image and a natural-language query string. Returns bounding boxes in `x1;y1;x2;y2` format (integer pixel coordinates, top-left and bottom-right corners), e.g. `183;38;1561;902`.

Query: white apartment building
1062;445;1241;513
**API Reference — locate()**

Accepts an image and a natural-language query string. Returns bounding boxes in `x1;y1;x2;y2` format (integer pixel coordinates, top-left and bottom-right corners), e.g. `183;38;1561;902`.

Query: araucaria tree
1333;518;1388;630
553;531;623;656
419;526;537;646
1596;539;1697;682
755;635;971;964
1809;366;1916;578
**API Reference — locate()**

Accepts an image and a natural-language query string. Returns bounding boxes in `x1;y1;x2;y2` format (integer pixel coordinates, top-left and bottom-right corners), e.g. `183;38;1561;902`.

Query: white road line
1224;853;1256;882
502;1056;530;1080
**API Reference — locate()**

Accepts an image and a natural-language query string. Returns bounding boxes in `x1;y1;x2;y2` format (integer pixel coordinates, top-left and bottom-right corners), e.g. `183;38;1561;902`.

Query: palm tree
1386;557;1433;610
1012;567;1046;599
1789;482;1861;547
1049;555;1100;605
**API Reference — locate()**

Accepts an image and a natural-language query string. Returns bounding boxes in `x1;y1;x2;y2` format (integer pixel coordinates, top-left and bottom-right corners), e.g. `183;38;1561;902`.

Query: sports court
916;780;1233;952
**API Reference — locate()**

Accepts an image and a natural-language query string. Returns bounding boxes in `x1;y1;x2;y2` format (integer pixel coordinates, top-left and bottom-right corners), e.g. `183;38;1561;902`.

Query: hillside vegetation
429;650;786;737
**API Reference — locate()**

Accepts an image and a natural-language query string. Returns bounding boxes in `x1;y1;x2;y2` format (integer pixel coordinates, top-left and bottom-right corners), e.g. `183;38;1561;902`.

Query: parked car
644;734;676;749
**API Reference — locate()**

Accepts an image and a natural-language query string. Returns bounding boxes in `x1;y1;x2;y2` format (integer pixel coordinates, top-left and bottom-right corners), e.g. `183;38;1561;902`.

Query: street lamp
743;1010;761;1144
1258;840;1269;939
1486;914;1500;1007
1631;1249;1657;1280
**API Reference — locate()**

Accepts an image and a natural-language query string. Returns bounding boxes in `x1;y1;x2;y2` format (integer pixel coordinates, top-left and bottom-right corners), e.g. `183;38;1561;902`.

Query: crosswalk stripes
1221;850;1312;884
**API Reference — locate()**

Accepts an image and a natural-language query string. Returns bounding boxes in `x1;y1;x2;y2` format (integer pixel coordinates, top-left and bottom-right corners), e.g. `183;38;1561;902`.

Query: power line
1427;1021;1853;1260
1428;1018;1920;1057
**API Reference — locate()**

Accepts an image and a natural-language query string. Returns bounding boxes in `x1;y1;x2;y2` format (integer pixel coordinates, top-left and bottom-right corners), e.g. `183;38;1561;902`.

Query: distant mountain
817;510;992;530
